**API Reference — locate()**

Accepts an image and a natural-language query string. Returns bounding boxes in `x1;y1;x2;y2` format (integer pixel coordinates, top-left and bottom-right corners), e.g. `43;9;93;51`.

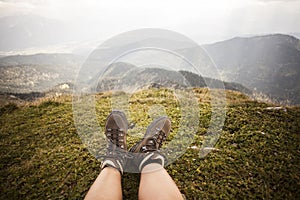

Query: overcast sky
0;0;299;44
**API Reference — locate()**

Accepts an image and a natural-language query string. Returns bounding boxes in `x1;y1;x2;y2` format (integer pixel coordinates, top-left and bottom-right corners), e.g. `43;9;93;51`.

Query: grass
0;88;299;199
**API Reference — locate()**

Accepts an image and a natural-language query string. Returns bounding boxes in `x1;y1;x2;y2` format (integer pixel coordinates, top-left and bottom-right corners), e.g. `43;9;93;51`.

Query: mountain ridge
204;33;300;105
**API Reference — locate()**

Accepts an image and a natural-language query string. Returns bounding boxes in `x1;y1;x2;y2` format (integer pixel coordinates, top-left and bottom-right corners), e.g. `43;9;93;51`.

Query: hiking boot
129;116;171;172
100;110;128;174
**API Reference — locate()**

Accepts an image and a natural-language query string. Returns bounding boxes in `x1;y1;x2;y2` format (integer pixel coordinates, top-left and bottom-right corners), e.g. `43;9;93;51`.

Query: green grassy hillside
0;89;299;199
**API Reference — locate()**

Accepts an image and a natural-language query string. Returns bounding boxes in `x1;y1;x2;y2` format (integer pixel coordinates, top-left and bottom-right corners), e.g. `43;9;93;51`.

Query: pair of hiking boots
100;110;171;174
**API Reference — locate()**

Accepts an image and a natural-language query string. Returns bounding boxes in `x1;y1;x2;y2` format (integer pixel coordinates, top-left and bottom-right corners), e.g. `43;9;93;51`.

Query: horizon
0;30;299;57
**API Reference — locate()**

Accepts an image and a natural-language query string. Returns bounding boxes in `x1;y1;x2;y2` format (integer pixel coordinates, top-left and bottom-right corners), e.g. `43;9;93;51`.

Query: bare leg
138;163;183;200
85;167;122;200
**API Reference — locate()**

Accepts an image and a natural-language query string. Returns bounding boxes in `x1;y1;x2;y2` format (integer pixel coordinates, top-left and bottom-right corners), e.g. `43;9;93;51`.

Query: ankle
103;166;123;175
101;157;124;175
141;163;164;174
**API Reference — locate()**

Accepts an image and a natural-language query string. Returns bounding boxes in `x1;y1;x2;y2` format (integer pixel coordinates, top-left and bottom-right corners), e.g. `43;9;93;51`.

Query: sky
0;0;299;44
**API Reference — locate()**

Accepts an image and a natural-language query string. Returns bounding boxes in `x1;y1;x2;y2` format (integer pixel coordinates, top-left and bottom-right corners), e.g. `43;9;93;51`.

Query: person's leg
85;110;129;200
139;163;183;200
85;167;122;200
129;116;184;200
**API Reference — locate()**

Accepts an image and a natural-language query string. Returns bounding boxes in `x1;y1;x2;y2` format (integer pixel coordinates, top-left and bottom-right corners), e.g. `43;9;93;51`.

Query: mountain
179;70;252;95
0;52;250;97
289;32;300;39
96;62;251;94
204;34;300;105
2;33;299;105
0;53;83;67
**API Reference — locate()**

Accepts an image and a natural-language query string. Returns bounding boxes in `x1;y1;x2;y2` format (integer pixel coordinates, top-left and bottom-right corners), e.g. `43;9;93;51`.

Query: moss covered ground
0;88;299;199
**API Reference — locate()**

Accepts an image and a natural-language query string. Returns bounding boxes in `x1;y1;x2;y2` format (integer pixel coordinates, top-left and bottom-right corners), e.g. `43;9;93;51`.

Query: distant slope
0;53;250;96
0;53;83;67
97;62;251;94
289;32;300;39
0;53;83;93
204;34;300;105
179;70;252;95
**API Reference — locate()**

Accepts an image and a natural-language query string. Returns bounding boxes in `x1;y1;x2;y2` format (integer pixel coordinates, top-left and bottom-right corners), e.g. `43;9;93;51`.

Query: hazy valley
0;34;299;105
